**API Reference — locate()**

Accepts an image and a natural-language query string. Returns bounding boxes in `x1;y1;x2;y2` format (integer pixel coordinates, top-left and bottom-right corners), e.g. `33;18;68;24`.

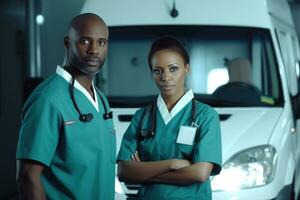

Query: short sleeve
16;94;61;166
117;109;144;162
193;106;222;176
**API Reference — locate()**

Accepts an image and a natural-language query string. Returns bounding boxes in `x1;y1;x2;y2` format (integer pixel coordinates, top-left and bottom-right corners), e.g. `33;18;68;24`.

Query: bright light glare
296;62;300;78
212;145;276;192
207;68;229;94
115;177;124;194
212;167;245;191
212;162;265;191
36;14;44;25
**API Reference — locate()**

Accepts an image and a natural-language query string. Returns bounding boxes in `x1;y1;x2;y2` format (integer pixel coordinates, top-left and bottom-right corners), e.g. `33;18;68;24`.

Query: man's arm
117;153;190;183
148;162;213;185
16;159;47;200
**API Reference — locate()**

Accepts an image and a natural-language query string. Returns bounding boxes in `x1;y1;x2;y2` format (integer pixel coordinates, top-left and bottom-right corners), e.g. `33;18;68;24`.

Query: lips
85;57;102;66
161;85;175;91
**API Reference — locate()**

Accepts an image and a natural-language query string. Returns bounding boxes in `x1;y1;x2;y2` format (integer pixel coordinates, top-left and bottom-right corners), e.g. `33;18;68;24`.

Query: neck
64;65;94;97
162;91;185;112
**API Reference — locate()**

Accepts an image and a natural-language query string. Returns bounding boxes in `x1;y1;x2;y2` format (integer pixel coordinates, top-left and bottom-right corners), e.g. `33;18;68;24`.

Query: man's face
66;19;109;75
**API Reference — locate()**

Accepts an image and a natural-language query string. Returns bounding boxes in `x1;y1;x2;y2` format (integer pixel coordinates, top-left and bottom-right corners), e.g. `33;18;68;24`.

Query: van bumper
212;184;293;200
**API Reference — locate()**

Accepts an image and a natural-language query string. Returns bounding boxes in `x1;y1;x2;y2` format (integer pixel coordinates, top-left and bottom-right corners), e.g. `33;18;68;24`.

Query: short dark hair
147;36;189;69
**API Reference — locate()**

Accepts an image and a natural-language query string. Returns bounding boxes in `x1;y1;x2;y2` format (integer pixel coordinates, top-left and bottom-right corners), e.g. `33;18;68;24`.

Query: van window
97;26;283;107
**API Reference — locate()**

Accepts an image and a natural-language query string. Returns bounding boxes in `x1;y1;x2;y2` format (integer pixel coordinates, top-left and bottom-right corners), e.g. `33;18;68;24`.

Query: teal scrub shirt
16;74;116;200
117;100;222;200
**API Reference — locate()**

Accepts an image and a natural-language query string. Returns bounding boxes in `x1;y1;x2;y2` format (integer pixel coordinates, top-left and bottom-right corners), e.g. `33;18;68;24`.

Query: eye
152;68;161;75
80;39;89;45
169;66;179;72
98;40;106;46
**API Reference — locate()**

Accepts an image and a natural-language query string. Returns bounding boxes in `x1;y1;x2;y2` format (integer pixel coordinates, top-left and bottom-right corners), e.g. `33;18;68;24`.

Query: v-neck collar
56;65;99;112
157;89;194;125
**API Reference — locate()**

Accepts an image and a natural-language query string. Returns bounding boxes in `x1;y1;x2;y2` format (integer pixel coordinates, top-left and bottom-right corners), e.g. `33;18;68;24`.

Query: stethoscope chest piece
79;113;94;122
70;75;112;122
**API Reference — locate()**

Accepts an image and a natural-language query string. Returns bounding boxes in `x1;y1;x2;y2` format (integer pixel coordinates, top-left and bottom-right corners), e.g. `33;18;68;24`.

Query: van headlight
211;145;277;191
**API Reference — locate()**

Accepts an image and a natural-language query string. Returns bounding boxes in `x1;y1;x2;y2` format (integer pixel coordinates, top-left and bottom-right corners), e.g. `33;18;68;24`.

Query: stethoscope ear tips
80;113;94;122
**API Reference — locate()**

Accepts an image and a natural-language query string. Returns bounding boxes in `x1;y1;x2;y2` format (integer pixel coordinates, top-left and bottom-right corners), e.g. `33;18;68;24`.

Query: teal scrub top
16;74;116;200
117;100;222;200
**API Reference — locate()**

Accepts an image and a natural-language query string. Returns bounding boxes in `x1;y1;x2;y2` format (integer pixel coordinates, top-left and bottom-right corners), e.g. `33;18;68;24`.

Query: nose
161;70;171;81
87;41;99;54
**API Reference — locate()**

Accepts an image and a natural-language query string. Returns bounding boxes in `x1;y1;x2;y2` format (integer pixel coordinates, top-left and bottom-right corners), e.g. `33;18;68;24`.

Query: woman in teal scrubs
117;37;222;200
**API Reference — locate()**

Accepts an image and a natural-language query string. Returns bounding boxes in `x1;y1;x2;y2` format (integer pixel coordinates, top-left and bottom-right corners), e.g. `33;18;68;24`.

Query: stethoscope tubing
138;98;197;140
70;76;112;122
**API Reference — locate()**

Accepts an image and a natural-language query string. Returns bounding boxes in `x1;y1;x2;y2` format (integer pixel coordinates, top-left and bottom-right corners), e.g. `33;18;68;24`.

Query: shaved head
67;13;108;36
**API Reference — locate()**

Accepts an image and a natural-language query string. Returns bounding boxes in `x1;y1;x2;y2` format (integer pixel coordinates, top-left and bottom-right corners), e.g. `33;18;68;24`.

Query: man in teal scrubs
16;13;116;200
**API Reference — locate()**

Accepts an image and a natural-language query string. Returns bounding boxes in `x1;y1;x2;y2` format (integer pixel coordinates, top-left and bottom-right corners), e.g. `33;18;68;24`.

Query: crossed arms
117;152;213;185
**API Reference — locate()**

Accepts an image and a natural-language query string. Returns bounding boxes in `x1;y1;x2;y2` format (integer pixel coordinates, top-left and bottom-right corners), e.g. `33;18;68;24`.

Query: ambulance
82;0;300;199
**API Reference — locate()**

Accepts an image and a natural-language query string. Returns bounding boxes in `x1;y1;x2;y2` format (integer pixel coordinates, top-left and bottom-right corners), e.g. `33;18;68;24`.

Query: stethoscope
70;75;113;122
138;98;198;141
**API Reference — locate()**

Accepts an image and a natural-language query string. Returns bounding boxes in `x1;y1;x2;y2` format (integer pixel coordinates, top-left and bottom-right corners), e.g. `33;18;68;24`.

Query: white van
82;0;300;199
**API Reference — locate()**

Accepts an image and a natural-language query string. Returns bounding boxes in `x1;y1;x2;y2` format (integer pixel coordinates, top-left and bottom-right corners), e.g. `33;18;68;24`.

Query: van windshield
97;26;283;107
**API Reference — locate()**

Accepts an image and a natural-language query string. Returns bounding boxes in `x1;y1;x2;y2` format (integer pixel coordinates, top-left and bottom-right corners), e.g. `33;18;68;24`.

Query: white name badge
176;126;197;145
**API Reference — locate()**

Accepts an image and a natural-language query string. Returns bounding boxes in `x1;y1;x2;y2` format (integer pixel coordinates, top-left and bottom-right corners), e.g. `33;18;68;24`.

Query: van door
276;28;300;198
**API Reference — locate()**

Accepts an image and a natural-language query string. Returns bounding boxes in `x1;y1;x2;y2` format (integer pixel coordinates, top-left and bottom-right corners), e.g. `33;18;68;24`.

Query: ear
64;36;70;49
185;63;190;74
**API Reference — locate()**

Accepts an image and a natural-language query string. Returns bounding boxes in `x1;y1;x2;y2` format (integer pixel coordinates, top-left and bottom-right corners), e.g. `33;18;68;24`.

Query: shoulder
193;101;221;137
194;100;219;121
195;101;217;114
130;104;154;125
134;106;149;119
32;74;68;97
23;74;68;111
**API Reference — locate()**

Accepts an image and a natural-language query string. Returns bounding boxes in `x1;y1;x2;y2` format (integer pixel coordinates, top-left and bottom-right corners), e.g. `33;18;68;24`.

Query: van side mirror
291;92;300;119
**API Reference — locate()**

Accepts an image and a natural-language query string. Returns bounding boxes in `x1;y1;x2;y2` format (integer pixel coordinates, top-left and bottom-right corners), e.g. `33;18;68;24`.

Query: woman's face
150;49;189;100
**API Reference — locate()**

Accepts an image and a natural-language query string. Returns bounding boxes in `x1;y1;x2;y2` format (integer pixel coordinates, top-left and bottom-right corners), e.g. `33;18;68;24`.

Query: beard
69;54;106;76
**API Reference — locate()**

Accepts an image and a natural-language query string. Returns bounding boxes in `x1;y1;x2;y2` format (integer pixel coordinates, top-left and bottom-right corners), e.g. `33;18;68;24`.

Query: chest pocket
175;125;201;160
175;143;194;160
63;120;88;144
